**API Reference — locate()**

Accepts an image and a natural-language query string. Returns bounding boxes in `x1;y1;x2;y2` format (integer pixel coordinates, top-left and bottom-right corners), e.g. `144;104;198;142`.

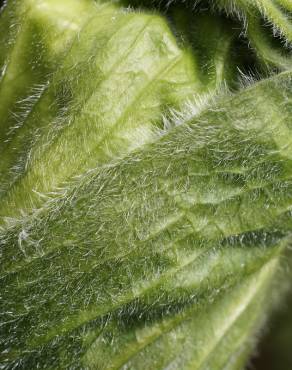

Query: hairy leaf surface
1;1;292;370
1;72;292;369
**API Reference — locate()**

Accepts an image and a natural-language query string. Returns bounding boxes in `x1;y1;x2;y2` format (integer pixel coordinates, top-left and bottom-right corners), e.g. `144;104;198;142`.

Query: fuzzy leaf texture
1;0;292;370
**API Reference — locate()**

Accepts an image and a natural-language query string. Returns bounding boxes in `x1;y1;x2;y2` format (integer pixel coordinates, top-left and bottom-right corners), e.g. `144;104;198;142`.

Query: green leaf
0;1;194;220
0;0;241;223
1;1;292;369
0;0;97;143
2;70;292;368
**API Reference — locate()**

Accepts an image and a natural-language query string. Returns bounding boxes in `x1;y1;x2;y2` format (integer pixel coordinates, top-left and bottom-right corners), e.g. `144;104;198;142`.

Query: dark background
251;294;292;370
